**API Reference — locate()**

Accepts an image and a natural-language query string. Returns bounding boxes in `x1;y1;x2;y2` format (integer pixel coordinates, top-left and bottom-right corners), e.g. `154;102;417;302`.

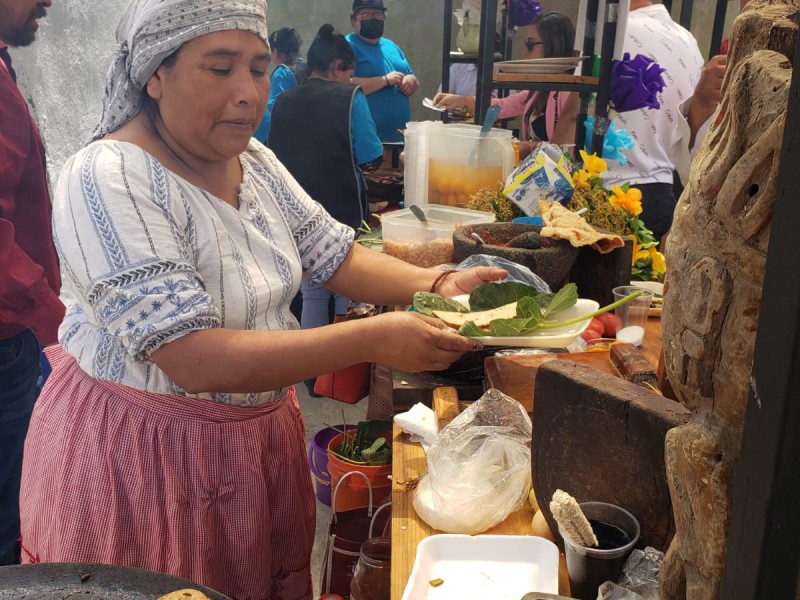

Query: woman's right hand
365;311;481;372
431;92;469;110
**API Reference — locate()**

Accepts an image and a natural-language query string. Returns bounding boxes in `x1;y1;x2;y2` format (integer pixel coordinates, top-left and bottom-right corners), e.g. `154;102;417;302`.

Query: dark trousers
0;329;40;565
637;182;677;244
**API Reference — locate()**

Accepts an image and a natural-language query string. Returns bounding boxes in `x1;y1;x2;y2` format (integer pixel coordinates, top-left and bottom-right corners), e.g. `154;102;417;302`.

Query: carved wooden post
661;2;798;597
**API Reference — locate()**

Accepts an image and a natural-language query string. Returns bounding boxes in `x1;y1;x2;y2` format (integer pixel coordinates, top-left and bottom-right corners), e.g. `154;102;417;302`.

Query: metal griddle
0;563;231;600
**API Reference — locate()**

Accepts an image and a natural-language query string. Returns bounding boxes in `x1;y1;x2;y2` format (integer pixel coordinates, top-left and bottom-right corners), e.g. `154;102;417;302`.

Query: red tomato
581;318;605;341
596;312;623;337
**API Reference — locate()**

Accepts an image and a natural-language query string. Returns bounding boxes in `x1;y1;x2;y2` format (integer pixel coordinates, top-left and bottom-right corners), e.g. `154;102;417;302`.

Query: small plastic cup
612;286;654;346
559;502;641;600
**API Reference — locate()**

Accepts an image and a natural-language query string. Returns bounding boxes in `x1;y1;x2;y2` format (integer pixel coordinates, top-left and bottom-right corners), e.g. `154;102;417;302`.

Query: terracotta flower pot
327;431;392;512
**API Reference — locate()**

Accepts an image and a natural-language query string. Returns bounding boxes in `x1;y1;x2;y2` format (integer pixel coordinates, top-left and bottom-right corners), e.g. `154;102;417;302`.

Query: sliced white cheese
432;301;518;329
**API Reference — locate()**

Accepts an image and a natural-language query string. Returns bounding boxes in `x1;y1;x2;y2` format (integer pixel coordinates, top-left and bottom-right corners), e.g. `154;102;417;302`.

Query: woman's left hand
399;74;419;96
436;267;508;297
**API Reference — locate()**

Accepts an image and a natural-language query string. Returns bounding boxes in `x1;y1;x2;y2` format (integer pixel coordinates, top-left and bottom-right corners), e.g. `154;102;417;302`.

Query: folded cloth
394;403;438;449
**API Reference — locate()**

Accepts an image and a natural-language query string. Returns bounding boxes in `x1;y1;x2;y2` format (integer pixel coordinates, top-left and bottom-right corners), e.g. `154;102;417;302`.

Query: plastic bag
598;546;664;600
502;143;575;215
453;254;551;293
412;389;532;534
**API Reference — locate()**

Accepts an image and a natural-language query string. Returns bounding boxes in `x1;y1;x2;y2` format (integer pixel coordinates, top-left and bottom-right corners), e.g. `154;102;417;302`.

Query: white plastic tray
401;534;559;600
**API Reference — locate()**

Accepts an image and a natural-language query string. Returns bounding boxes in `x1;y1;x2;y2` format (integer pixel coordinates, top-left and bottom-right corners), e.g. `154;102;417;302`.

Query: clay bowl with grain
453;223;580;290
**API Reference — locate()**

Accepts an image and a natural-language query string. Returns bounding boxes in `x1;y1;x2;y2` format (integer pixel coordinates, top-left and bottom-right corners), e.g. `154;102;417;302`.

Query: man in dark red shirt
0;0;63;566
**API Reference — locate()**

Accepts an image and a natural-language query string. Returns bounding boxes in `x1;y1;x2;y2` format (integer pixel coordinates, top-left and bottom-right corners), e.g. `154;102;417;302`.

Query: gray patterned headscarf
92;0;269;140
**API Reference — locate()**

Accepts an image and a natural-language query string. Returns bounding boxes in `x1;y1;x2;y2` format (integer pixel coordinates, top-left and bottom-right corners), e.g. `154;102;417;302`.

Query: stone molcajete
453;223;580;290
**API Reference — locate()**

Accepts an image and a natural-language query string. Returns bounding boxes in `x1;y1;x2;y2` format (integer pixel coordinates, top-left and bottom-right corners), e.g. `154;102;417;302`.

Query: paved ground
295;384;368;599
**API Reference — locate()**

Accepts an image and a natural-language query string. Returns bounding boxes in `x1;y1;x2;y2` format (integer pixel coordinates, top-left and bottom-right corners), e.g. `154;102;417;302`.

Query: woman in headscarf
18;1;505;597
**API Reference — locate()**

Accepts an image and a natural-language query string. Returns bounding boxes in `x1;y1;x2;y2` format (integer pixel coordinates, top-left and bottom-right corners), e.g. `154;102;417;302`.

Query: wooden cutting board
485;350;619;413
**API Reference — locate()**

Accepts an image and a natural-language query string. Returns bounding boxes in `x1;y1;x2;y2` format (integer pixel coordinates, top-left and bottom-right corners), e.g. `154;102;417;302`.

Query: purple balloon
508;0;542;27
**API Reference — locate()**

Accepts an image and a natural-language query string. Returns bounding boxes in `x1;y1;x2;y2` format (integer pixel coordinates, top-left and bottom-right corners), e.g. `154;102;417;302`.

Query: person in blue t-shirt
346;0;417;143
254;27;307;143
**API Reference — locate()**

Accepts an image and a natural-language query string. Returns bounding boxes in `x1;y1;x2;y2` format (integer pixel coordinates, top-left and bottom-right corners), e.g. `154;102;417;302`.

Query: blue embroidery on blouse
81;144;129;271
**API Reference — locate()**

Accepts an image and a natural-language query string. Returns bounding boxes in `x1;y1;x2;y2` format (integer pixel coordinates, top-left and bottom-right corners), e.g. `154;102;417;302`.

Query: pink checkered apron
20;347;315;600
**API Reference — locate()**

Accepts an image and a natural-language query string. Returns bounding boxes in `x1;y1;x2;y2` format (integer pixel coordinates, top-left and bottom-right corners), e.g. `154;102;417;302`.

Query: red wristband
429;270;458;294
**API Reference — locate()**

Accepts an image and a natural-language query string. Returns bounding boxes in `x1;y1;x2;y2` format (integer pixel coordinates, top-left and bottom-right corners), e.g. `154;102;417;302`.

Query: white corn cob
549;489;598;547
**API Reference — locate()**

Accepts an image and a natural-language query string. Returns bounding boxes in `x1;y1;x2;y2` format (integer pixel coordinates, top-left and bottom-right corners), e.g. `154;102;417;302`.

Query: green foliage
457;283;579;337
330;419;393;466
465;185;524;222
567;186;630;235
543;283;579;317
412;292;469;316
468;281;549;311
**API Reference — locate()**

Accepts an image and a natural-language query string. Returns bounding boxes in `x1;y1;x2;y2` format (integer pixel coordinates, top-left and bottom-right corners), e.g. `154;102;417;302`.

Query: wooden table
485;318;664;412
390;320;664;599
390;387;543;600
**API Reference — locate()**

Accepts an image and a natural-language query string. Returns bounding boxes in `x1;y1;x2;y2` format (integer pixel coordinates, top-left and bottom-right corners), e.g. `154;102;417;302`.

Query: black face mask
359;19;384;40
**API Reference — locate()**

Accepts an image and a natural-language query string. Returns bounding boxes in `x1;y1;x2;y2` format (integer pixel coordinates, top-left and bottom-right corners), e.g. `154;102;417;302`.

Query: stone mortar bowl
453;223;580;290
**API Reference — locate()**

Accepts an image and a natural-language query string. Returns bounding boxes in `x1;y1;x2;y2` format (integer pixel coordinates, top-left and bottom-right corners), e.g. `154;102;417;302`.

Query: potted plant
327;420;393;512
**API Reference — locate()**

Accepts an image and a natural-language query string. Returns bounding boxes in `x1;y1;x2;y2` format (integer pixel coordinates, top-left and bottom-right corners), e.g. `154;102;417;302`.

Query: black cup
558;502;640;600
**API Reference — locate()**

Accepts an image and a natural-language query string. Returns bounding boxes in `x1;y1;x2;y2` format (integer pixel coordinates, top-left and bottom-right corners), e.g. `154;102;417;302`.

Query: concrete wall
12;0;738;184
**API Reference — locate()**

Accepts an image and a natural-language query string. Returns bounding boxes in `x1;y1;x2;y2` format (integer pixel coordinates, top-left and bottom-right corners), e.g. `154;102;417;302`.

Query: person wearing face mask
268;24;383;393
346;0;417;143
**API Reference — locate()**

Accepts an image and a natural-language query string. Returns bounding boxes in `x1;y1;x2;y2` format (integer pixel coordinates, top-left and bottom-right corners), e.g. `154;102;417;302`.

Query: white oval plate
497;63;578;74
451;295;599;348
496;56;589;65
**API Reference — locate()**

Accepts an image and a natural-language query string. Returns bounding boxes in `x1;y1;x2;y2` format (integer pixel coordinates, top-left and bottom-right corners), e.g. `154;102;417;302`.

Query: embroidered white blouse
53;139;355;406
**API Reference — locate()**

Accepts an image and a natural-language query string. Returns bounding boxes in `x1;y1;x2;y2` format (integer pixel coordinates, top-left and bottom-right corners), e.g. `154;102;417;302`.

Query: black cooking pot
0;563;231;600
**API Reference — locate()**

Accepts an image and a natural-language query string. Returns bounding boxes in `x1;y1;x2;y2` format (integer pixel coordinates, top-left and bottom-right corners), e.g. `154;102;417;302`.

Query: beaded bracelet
384;75;390;87
429;269;458;293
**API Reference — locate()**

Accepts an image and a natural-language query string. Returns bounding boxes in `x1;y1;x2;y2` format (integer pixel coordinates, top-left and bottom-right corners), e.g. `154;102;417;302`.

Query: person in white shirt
671;54;726;185
604;0;704;242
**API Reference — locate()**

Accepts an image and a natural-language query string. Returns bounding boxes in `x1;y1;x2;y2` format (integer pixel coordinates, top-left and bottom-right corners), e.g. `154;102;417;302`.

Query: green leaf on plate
412;291;469;316
468;281;544;310
458;298;545;337
542;283;578;317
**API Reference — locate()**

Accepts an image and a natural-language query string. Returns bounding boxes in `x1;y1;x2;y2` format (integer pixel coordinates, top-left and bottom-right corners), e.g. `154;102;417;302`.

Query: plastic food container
381;206;495;268
401;534;559;600
427;124;515;208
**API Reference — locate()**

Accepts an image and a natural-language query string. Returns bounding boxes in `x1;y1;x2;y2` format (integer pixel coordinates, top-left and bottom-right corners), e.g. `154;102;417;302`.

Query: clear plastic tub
427;124;514;208
381;206;495;267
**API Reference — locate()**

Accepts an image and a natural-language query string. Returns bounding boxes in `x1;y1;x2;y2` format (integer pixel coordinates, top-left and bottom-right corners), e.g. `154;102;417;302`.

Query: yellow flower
579;150;608;176
650;247;667;274
629;235;646;266
610;185;643;216
573;169;592;190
